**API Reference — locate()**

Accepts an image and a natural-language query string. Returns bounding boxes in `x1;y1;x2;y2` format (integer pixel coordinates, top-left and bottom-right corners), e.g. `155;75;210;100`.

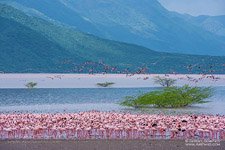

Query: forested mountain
1;4;225;73
1;0;225;55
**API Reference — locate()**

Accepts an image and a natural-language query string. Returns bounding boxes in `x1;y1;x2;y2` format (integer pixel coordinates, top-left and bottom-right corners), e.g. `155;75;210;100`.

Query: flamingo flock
0;111;225;140
58;59;225;75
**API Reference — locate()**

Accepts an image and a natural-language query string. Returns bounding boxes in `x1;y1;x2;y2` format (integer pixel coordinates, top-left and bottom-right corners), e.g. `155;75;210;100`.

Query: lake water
0;87;225;115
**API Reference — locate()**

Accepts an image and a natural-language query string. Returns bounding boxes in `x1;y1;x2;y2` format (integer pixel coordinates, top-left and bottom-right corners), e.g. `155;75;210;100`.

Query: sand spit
0;74;224;88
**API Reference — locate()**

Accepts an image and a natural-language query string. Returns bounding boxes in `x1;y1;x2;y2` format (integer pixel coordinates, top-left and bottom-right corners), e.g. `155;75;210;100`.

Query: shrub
154;76;176;87
25;82;37;89
120;85;212;108
97;82;115;87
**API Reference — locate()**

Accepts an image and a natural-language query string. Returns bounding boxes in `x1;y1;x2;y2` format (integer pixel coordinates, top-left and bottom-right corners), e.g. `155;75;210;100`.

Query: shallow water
0;87;225;115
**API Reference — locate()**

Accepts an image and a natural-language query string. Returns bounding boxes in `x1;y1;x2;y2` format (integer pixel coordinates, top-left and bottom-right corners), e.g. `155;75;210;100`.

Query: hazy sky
158;0;225;16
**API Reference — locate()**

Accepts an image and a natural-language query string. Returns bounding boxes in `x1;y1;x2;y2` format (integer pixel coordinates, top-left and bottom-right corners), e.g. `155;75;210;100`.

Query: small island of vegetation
120;76;213;108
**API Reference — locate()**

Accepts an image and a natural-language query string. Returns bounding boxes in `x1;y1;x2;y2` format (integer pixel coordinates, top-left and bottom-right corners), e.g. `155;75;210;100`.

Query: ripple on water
0;87;225;115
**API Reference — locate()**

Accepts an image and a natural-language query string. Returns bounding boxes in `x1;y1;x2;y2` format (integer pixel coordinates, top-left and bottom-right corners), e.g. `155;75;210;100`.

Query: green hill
1;4;225;73
0;16;85;72
1;0;225;55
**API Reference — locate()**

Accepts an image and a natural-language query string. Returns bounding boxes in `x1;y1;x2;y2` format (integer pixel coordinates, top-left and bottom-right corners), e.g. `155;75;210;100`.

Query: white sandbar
0;74;224;88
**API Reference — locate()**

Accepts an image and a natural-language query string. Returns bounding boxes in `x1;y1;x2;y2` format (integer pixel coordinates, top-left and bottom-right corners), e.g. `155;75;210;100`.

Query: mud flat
0;139;224;150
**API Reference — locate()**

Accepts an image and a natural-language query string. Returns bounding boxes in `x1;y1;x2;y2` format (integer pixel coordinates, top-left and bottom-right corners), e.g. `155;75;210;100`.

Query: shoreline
0;74;224;88
0;139;224;150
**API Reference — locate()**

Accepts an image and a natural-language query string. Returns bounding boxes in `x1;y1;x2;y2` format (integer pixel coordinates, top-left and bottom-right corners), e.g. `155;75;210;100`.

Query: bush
97;82;115;87
154;76;176;87
120;85;212;108
25;82;37;88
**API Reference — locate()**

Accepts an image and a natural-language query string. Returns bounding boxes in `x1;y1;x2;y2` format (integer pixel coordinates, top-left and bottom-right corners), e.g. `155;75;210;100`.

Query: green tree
120;85;212;108
97;82;115;87
154;76;176;87
25;82;37;89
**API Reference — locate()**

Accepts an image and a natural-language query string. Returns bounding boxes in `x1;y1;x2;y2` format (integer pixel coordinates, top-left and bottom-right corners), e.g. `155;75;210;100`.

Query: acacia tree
154;76;176;87
25;82;37;89
96;82;115;87
120;85;212;108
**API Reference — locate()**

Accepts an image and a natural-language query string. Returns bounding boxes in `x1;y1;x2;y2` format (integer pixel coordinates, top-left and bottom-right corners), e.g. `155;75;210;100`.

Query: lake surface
0;87;225;115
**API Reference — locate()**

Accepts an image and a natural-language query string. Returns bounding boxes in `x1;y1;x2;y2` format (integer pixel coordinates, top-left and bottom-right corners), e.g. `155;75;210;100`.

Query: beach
0;139;224;150
0;74;224;88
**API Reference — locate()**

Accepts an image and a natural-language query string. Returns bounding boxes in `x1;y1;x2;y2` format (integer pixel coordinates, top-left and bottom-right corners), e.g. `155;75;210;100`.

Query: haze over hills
1;4;225;73
186;15;225;37
1;0;225;55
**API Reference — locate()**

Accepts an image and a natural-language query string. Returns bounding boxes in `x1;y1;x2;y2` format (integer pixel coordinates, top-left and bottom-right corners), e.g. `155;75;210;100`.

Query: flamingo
0;112;225;140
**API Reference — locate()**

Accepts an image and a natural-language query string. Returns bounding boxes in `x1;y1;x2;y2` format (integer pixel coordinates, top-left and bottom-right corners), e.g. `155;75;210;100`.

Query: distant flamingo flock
0;111;225;140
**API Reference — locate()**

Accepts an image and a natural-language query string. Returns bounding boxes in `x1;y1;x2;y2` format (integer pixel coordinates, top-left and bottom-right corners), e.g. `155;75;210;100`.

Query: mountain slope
186;15;225;37
0;0;100;35
1;0;225;55
0;16;86;72
1;4;225;73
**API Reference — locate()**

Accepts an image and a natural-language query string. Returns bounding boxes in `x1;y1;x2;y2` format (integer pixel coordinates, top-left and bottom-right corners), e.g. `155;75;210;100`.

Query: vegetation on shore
120;77;213;108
